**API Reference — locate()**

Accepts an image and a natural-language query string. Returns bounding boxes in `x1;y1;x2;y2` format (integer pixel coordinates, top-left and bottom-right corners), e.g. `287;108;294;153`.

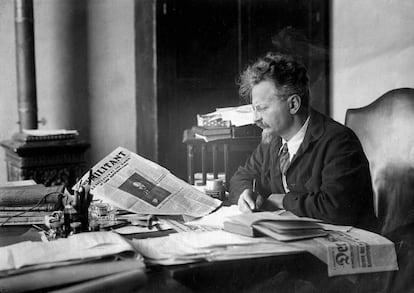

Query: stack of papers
0;232;146;292
132;230;304;265
197;105;254;127
0;232;141;274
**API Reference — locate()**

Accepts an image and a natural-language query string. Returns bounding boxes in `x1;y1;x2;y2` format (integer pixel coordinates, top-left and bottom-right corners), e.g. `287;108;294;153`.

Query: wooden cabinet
0;139;89;188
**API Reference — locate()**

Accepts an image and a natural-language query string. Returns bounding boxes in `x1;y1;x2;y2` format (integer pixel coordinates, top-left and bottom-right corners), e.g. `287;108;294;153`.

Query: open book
223;211;327;241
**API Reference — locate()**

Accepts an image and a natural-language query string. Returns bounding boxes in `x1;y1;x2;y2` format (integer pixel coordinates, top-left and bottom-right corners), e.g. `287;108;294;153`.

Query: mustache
255;121;267;129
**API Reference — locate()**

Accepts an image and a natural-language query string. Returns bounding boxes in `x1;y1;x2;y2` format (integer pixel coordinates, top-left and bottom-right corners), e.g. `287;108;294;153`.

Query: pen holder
75;187;93;232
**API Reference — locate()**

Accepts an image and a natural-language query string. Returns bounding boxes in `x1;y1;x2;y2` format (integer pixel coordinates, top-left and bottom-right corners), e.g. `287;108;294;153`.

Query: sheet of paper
185;205;241;229
114;226;155;235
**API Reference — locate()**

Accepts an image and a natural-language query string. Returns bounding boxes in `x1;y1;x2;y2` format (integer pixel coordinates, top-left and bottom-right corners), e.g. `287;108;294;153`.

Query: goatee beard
261;129;275;144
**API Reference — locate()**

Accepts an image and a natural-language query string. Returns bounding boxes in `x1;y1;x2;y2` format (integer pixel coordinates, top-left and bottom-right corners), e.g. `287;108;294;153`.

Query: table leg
187;144;194;185
224;143;229;189
201;144;207;185
212;144;218;179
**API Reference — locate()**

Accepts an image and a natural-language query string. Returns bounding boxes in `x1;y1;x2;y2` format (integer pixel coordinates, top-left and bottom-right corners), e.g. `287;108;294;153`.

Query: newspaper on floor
74;147;221;217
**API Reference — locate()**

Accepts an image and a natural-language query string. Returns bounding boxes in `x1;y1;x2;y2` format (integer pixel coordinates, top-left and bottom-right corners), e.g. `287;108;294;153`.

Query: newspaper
290;227;398;276
75;147;221;217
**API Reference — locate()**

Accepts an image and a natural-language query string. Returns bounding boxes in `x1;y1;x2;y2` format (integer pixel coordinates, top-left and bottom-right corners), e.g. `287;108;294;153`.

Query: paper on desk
197;105;254;127
0;232;139;274
207;242;304;262
73;147;221;218
114;226;155;235
185;205;242;229
132;230;302;265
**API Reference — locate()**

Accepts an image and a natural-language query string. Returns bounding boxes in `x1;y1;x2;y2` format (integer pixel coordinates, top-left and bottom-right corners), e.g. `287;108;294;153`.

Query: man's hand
237;189;265;213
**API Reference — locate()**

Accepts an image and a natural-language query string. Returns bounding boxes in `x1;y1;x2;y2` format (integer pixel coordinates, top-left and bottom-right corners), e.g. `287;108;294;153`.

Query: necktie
279;143;290;175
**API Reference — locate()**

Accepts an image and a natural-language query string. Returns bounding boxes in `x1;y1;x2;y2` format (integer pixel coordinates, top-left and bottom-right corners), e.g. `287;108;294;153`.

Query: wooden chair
345;88;414;293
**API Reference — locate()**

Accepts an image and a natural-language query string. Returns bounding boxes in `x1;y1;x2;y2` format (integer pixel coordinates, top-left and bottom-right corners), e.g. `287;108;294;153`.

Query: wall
331;0;414;122
0;0;19;184
87;0;136;162
0;0;136;185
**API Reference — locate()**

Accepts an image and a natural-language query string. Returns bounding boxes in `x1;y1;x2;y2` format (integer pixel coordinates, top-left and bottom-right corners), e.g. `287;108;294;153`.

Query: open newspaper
74;147;221;217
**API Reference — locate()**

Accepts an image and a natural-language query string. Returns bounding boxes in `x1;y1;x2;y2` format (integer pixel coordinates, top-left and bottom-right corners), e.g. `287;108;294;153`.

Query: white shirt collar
281;116;310;161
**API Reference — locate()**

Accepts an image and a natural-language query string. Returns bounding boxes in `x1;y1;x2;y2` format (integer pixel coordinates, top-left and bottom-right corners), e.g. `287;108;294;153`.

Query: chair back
345;88;414;237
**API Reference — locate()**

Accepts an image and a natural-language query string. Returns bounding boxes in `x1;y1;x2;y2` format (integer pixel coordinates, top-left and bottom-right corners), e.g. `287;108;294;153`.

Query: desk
183;129;260;187
0;226;391;293
142;252;379;293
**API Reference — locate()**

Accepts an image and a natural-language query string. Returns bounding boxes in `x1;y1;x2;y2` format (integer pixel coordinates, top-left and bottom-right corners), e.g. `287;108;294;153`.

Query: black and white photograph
0;0;413;292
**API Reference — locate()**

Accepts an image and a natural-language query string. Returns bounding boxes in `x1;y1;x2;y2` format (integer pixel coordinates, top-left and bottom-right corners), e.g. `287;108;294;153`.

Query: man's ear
288;94;301;114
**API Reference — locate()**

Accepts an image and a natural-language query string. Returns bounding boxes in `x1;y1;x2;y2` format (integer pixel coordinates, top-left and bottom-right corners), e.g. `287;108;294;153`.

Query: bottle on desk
63;204;79;237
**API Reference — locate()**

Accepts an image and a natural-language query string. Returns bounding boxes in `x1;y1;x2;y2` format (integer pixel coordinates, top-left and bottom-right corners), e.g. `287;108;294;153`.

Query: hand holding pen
237;178;264;213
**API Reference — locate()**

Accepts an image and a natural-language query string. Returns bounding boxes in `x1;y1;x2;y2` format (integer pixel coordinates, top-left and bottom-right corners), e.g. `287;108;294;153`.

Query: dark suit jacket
229;108;378;231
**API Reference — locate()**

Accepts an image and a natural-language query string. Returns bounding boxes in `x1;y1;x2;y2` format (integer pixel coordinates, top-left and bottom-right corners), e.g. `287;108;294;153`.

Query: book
223;211;327;242
0;203;56;211
12;129;78;142
0;216;46;225
191;126;232;136
0;184;63;206
0;210;51;217
194;133;232;142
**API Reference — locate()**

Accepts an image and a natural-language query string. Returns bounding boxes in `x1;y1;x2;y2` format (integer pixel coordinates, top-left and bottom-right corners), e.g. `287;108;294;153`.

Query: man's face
252;80;293;143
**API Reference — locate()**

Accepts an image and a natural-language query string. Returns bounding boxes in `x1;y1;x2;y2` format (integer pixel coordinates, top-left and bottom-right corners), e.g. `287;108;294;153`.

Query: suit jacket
229;108;378;231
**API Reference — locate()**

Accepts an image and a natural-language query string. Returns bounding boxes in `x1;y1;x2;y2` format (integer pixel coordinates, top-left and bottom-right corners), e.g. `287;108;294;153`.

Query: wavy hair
238;52;310;107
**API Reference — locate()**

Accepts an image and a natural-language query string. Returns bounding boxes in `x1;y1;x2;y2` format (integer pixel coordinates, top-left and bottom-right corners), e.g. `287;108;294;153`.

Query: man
229;52;377;231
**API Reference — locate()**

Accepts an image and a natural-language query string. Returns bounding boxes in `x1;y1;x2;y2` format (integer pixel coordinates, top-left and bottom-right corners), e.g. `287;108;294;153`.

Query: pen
32;224;50;235
88;169;93;185
86;169;93;207
252;178;256;193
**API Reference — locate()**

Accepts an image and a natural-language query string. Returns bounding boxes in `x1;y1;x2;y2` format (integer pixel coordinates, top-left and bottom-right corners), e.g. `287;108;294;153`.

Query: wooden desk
143;252;369;293
0;226;390;293
183;130;260;187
